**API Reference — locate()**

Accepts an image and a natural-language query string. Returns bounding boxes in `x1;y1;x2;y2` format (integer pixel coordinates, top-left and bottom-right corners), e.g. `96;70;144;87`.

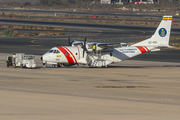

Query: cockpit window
56;50;60;53
53;50;57;53
48;50;53;53
53;50;60;54
48;49;60;54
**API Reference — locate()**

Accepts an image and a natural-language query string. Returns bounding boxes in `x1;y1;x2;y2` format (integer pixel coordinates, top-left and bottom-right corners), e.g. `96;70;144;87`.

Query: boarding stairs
86;51;107;68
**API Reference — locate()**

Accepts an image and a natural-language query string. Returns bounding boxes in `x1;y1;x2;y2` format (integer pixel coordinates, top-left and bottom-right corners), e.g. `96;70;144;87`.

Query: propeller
83;36;87;58
68;36;71;46
68;36;74;46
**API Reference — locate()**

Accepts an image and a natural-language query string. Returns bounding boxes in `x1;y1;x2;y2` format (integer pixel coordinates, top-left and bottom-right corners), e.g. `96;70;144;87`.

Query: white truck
6;53;36;68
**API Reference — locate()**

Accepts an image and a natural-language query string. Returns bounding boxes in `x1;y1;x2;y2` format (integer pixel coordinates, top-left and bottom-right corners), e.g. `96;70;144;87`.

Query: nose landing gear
53;63;62;68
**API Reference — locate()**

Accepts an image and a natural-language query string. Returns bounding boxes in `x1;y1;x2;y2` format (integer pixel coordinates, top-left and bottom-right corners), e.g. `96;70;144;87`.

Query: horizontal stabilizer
150;49;161;52
157;45;174;48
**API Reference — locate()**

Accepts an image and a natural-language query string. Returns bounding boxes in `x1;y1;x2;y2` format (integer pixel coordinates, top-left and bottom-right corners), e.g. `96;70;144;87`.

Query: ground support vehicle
6;53;36;68
6;56;12;67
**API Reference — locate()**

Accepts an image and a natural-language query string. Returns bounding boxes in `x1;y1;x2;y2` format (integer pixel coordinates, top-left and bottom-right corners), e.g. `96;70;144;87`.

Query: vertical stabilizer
132;16;172;47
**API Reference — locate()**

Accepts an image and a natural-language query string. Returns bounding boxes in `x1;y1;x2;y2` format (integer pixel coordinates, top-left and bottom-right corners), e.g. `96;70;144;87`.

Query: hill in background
0;0;179;12
0;0;39;4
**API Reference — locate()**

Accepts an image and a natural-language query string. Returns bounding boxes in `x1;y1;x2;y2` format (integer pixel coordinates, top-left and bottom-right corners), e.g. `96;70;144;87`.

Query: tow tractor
6;53;36;68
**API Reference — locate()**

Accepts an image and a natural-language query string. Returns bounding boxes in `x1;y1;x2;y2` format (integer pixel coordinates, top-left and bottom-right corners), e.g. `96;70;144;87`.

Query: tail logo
159;28;167;37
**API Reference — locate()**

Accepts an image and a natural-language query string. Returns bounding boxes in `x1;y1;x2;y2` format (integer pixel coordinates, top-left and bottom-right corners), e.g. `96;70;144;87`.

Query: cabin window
76;53;78;55
65;52;68;55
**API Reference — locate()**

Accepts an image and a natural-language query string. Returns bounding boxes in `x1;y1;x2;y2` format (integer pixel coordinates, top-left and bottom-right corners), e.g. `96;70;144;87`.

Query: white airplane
41;16;173;67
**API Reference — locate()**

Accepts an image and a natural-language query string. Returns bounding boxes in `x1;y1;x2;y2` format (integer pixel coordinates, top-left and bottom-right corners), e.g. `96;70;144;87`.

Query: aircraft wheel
54;64;58;68
57;63;61;67
20;64;23;68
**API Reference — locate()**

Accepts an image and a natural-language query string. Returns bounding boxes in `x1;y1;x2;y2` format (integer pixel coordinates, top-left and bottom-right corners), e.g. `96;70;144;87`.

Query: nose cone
41;53;48;64
41;53;51;63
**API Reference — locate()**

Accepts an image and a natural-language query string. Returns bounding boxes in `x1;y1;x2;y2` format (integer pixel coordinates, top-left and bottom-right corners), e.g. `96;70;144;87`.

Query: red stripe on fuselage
57;46;74;64
64;46;77;63
136;46;147;53
144;46;149;51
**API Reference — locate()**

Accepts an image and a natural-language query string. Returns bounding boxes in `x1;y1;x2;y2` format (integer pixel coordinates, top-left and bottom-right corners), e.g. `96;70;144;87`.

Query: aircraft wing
71;40;84;46
97;43;127;49
71;39;128;51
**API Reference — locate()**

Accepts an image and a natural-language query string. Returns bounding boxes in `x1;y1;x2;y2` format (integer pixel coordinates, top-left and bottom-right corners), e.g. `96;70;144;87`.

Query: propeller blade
68;36;74;46
83;36;87;58
68;36;71;46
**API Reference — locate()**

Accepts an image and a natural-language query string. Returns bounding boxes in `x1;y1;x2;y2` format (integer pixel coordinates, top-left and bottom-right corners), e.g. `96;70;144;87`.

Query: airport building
101;0;158;4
